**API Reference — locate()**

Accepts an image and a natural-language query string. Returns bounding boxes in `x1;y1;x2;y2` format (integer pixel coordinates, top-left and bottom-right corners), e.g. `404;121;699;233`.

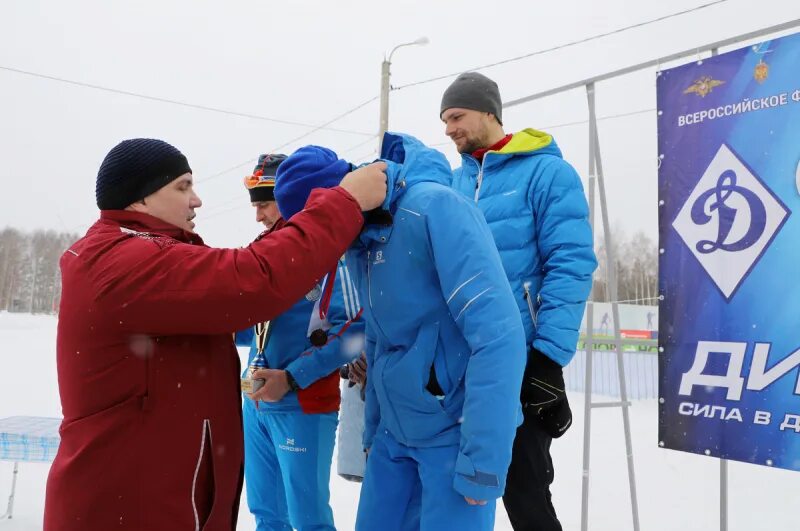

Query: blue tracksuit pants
243;400;338;531
356;430;496;531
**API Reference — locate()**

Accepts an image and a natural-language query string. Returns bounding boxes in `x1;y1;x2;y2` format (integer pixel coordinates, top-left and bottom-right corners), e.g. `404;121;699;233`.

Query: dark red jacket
44;188;363;531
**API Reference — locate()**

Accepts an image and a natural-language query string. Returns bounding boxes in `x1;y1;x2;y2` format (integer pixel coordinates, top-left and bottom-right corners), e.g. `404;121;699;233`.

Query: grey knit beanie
440;72;503;125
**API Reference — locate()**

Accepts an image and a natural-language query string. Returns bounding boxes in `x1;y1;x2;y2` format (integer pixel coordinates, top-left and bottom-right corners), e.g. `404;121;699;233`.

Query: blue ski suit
348;133;527;531
239;252;363;531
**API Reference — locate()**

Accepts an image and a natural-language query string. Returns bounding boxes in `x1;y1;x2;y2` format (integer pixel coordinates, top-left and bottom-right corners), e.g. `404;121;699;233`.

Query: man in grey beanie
441;73;598;531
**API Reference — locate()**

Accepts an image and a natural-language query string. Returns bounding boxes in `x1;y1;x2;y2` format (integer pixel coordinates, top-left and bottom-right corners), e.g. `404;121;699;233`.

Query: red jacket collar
254;217;287;242
99;210;205;245
472;133;513;163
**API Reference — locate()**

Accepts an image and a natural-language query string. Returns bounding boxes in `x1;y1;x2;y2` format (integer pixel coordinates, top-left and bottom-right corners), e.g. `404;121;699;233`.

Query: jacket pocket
520;279;540;331
380;322;455;442
132;334;157;411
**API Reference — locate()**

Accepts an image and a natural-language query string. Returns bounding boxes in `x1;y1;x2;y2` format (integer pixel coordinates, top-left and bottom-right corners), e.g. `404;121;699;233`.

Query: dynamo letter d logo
672;144;789;300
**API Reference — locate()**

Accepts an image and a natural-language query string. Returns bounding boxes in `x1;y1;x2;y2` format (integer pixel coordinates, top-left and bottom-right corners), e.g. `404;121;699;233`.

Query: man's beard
456;127;491;154
458;137;486;154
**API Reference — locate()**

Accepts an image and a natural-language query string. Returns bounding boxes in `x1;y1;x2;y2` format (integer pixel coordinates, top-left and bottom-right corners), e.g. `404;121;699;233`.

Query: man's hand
464;497;487;506
339;162;388;212
521;349;573;438
249;369;291;403
347;353;367;387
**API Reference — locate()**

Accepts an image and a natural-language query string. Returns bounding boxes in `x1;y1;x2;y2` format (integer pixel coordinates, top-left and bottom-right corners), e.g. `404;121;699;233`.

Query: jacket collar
99;210;205;245
460;128;560;169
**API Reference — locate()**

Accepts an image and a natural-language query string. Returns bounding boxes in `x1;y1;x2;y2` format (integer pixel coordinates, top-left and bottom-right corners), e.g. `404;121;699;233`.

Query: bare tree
592;229;657;305
0;227;79;313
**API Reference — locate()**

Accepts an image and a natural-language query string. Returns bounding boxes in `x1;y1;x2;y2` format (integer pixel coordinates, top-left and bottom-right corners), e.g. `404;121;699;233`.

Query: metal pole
377;37;428;154
580;81;599;531
580;295;595;531
505;18;800;109
0;462;19;520
708;45;728;531
377;59;391;154
587;82;641;531
720;459;728;531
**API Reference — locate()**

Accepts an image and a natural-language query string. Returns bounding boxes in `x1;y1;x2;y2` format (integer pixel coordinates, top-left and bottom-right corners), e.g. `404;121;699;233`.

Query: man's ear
125;199;148;213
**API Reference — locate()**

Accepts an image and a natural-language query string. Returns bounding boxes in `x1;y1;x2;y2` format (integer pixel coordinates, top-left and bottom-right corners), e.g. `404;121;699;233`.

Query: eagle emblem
683;76;725;97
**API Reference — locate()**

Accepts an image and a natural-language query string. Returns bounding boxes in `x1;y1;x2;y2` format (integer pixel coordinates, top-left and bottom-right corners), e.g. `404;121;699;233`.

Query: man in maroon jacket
43;138;386;531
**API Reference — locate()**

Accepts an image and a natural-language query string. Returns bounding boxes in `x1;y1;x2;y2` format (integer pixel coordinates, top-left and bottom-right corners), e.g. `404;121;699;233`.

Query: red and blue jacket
238;223;363;414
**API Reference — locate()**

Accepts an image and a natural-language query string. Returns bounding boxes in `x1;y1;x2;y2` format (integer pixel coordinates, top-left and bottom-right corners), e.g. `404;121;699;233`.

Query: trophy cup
241;321;270;394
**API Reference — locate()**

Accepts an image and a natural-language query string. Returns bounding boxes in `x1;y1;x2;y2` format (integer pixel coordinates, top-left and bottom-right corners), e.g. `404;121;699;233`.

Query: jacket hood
379;132;452;210
356;132;452;246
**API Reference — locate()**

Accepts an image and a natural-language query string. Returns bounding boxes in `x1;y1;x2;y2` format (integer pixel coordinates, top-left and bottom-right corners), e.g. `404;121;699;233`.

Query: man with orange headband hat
240;153;364;531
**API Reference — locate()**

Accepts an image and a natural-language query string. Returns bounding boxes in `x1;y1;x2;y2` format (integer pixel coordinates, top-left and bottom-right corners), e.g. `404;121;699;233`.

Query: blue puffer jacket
237;255;363;414
451;129;597;366
347;132;526;501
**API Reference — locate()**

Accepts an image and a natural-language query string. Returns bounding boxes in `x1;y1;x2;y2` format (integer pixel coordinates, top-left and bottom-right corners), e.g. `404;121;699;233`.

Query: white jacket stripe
338;265;353;320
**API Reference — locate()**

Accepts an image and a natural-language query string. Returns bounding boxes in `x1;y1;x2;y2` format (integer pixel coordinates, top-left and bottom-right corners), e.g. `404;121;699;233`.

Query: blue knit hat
96;138;192;210
274;146;351;219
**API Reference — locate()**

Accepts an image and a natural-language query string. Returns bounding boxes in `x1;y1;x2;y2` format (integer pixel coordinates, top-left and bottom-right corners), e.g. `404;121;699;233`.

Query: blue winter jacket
237;256;364;413
451;129;597;366
347;132;526;501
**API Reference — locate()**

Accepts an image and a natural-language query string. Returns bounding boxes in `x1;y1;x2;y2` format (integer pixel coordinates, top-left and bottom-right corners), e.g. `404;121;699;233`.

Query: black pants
502;407;562;531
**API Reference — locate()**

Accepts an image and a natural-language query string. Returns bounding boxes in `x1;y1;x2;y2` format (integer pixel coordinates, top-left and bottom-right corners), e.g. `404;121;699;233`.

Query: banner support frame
581;81;641;531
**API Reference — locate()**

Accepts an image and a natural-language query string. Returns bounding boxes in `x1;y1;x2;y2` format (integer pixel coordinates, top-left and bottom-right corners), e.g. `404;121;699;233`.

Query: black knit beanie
244;153;287;203
96;138;192;210
440;72;503;125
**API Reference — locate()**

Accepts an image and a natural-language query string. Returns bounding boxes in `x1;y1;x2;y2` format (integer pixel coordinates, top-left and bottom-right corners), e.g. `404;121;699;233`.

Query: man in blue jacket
441;72;598;531
240;153;365;531
273;137;527;531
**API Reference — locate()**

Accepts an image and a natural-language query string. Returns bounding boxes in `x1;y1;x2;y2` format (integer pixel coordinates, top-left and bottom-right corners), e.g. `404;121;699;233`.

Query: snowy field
1;312;798;530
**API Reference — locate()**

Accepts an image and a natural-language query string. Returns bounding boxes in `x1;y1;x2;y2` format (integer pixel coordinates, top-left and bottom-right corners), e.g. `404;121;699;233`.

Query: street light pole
377;37;429;153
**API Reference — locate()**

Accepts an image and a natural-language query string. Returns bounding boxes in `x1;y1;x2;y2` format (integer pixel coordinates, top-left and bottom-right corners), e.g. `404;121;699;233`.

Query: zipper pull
473;169;483;203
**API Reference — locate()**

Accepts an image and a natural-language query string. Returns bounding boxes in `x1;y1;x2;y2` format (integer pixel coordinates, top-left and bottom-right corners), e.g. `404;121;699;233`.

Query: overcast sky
2;0;798;247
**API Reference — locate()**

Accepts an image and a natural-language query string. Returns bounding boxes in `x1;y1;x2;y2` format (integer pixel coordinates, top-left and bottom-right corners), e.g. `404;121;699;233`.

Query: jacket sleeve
424;188;526;501
529;159;598;365
286;261;365;389
91;187;364;336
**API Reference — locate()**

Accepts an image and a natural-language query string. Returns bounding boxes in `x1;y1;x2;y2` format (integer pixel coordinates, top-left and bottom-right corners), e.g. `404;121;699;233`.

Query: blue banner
658;32;800;470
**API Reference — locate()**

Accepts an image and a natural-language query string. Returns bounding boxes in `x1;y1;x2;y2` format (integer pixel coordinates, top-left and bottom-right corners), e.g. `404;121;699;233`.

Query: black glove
521;349;573;439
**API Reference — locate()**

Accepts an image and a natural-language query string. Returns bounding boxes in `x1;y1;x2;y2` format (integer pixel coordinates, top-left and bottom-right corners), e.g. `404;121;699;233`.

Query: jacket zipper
191;418;212;531
473;154;490;203
523;281;538;328
367;250;373;308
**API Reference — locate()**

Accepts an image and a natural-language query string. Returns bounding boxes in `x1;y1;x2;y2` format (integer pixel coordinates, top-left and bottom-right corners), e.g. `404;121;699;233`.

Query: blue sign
658;32;800;471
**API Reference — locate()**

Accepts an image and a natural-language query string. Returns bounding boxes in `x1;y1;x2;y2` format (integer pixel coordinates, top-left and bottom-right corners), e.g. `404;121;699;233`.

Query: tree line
0;226;658;315
593;230;658;306
0;228;79;314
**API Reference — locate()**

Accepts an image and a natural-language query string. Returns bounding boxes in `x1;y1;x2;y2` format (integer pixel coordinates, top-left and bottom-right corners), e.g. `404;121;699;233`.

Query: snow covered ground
1;312;798;530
